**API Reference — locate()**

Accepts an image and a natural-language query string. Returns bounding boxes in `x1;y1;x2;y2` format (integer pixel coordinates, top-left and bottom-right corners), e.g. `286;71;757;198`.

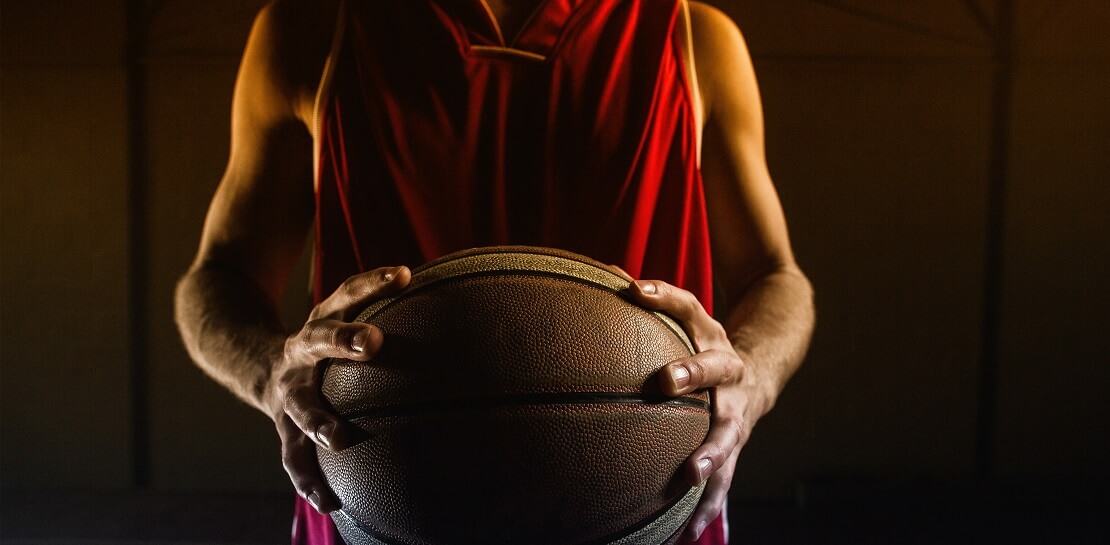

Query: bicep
691;4;799;307
192;3;316;306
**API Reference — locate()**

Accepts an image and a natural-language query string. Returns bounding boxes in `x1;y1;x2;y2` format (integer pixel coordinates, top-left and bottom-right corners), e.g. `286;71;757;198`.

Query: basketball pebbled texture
319;246;711;545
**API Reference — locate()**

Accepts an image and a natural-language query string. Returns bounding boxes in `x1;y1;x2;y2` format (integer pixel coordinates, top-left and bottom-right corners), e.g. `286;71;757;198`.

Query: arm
173;0;313;413
173;0;408;512
694;2;814;408
628;2;815;539
175;0;326;412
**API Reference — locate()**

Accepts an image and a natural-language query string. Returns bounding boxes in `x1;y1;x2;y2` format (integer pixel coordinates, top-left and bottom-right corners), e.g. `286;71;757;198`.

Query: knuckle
339;276;367;301
280;439;296;464
704;504;723;521
282;381;314;414
326;325;350;351
705;502;723;519
730;357;745;382
706;350;735;382
659;285;683;307
691;349;739;384
285;384;318;415
274;413;295;439
282;334;301;362
725;418;745;447
285;467;315;496
297;402;325;426
683;294;701;316
281;386;301;413
341;273;381;301
280;441;306;476
282;389;301;415
686;358;708;384
302;320;346;357
707;415;744;454
704;441;727;463
709;322;729;343
300;319;327;346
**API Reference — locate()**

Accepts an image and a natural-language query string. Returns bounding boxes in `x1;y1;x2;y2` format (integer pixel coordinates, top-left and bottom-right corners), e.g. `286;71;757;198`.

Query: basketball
318;246;710;545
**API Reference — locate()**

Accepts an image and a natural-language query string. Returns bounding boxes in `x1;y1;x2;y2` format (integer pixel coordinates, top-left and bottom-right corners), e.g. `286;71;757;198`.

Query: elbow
173;268;206;362
743;256;812;296
720;256;815;319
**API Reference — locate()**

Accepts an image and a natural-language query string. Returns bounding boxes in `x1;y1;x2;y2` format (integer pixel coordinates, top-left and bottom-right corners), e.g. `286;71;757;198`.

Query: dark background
1;1;1107;543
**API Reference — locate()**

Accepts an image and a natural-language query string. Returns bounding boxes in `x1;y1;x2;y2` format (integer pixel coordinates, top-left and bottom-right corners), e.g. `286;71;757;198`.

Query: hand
626;277;775;541
263;265;411;513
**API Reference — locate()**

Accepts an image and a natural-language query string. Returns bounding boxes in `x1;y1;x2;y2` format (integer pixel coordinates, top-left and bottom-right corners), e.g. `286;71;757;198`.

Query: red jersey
301;0;724;543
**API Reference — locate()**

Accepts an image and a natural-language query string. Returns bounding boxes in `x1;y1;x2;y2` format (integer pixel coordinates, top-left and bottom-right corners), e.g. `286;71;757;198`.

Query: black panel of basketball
318;246;710;545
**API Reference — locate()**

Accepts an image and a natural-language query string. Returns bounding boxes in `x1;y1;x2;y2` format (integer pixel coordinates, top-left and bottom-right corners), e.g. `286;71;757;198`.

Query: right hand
264;265;411;513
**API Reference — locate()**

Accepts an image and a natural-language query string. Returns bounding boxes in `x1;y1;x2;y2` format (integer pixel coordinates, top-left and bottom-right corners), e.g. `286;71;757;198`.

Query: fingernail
316;421;335;449
306;491;322;511
697;458;712;481
351;329;368;353
384;266;404;282
635;280;657;294
669;365;690;390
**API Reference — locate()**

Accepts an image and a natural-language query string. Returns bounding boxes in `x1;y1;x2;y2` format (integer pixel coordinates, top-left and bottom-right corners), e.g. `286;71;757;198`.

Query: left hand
624;277;775;541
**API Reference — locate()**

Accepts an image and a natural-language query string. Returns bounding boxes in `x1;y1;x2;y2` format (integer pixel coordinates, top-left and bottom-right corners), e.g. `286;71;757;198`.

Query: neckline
477;0;550;48
437;0;586;60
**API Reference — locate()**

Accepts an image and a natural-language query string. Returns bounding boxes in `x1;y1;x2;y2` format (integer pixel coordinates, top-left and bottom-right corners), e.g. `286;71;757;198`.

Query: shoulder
685;2;760;128
686;1;746;52
687;2;739;28
240;0;341;125
685;3;751;84
251;0;341;57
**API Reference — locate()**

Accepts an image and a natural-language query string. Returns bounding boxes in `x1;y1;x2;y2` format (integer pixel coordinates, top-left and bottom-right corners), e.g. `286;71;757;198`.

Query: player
175;1;814;543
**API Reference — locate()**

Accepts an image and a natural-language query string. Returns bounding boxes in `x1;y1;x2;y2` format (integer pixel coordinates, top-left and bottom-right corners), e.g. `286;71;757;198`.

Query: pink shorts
292;496;728;544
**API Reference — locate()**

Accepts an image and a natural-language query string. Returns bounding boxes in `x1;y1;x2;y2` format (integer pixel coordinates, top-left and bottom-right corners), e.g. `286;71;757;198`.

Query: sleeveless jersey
301;1;724;543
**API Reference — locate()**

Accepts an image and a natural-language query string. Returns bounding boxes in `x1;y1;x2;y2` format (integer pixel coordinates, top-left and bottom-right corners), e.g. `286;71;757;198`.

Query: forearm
723;266;814;415
174;261;287;414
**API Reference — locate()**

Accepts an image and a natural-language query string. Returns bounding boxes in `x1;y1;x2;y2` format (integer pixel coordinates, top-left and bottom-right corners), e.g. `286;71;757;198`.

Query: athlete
174;1;814;543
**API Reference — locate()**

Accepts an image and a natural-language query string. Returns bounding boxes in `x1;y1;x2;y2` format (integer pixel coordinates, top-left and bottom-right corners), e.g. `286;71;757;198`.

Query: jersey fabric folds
301;0;724;543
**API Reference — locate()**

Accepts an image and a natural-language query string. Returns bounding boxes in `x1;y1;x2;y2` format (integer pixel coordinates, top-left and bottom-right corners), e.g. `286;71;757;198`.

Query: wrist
734;347;781;419
257;334;290;421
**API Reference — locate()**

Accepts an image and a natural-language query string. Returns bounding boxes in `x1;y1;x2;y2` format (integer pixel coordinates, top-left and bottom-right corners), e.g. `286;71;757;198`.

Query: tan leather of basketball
319;246;710;545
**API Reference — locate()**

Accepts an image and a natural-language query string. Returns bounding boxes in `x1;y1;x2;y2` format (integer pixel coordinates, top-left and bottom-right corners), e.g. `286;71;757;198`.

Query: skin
174;0;814;541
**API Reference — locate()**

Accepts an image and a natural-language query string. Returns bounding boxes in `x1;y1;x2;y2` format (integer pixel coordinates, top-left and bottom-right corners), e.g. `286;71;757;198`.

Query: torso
311;0;714;303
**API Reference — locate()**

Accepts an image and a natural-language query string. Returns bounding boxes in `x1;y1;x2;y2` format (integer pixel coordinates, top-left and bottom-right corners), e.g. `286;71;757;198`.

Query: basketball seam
332;483;706;545
407;246;610;276
339;392;711;420
352;271;694;355
347;247;696;357
578;483;705;545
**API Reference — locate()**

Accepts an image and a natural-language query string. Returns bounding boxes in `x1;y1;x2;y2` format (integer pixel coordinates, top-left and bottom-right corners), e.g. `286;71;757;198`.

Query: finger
627;280;726;346
660;350;743;396
685;413;745;486
607;264;635;282
311;266;411;321
281;376;354;451
685;448;739;541
276;414;341;513
289;320;385;363
628;279;705;322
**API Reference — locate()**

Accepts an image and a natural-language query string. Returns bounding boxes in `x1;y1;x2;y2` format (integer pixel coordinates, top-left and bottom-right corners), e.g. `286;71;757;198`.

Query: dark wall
2;1;1107;498
2;1;133;488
